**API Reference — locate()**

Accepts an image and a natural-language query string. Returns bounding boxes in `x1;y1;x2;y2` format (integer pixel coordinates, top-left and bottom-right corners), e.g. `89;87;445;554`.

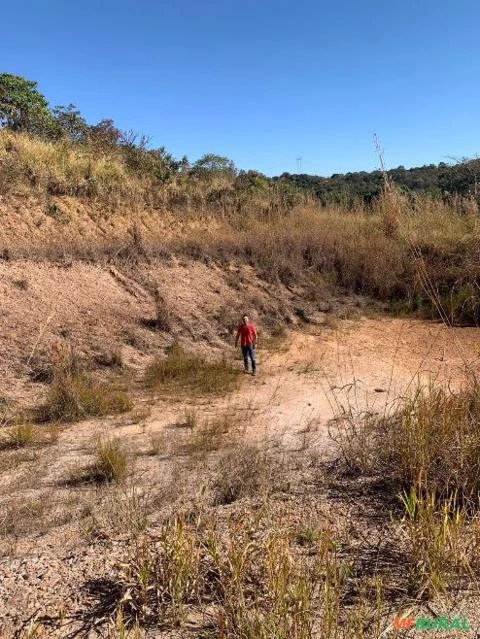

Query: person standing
235;315;257;375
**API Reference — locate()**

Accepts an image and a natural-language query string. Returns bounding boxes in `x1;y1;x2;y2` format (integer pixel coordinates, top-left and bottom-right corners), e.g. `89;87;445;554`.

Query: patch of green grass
144;345;240;396
295;525;319;547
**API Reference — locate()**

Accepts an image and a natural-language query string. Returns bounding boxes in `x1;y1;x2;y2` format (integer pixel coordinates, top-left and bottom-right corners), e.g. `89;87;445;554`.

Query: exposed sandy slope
0;257;296;405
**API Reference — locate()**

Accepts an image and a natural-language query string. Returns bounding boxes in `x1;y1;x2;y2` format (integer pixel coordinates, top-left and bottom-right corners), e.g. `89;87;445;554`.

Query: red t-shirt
237;323;256;347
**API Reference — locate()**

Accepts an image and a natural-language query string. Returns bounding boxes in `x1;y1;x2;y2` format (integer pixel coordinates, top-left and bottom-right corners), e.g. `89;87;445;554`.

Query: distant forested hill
273;160;480;205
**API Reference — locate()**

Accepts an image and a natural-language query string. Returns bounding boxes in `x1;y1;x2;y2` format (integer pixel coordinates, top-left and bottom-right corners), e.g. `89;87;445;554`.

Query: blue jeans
241;345;256;373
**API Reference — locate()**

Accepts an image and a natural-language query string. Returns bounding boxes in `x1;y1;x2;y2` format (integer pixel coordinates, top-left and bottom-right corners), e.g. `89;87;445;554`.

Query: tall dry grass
332;380;480;598
0;130;143;203
333;383;480;505
2;130;480;323
115;512;384;637
171;202;480;323
37;344;133;423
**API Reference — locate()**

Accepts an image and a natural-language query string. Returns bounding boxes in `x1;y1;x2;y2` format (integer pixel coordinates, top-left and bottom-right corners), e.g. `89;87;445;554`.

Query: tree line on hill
1;72;479;207
274;161;480;207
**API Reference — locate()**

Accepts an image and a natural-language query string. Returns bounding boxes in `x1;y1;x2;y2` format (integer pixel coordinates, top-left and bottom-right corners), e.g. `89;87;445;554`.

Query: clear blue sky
2;0;479;176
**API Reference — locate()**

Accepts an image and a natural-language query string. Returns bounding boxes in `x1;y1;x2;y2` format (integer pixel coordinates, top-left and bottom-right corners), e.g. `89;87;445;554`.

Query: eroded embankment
0;254;358;405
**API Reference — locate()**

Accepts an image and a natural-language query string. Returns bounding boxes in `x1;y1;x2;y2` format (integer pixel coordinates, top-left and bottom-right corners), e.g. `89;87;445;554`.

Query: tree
0;73;51;133
191;153;236;179
235;170;269;192
52;103;88;142
87;119;122;150
118;130;181;181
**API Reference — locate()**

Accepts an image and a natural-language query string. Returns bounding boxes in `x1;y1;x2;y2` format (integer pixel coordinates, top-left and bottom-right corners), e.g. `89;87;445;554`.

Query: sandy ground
216;316;480;448
1;315;480;637
32;316;480;477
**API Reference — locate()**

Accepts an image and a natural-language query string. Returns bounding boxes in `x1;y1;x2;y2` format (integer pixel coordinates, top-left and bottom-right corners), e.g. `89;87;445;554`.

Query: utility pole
296;156;303;172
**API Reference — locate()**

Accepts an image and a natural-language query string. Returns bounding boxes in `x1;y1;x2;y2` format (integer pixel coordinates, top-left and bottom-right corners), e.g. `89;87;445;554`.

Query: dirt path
209;316;480;449
33;315;480;484
50;314;477;456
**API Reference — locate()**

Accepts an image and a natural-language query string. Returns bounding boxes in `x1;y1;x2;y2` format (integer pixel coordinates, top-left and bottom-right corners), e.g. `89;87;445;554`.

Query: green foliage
51;103;88;142
277;159;480;206
2;72;480;209
120;131;180;182
0;73;52;133
191;153;236;179
234;169;269;192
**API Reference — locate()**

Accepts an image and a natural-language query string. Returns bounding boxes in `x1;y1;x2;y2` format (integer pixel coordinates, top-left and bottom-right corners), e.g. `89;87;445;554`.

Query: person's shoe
243;369;249;374
252;370;256;376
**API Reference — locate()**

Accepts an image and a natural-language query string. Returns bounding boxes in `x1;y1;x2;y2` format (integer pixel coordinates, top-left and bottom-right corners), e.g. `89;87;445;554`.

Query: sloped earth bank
0;257;300;404
1;305;480;633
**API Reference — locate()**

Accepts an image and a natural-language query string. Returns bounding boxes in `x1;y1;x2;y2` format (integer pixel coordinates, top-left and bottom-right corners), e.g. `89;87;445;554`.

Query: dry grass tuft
186;410;243;455
212;444;284;504
94;349;124;369
0;421;60;450
84;487;150;538
0;491;83;545
2;422;36;449
93;437;129;483
33;344;131;423
176;407;198;429
154;287;172;332
38;373;132;423
148;432;167;456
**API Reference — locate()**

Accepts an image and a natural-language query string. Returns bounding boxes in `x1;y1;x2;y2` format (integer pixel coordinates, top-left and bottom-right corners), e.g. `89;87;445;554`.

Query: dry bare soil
0;257;479;637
